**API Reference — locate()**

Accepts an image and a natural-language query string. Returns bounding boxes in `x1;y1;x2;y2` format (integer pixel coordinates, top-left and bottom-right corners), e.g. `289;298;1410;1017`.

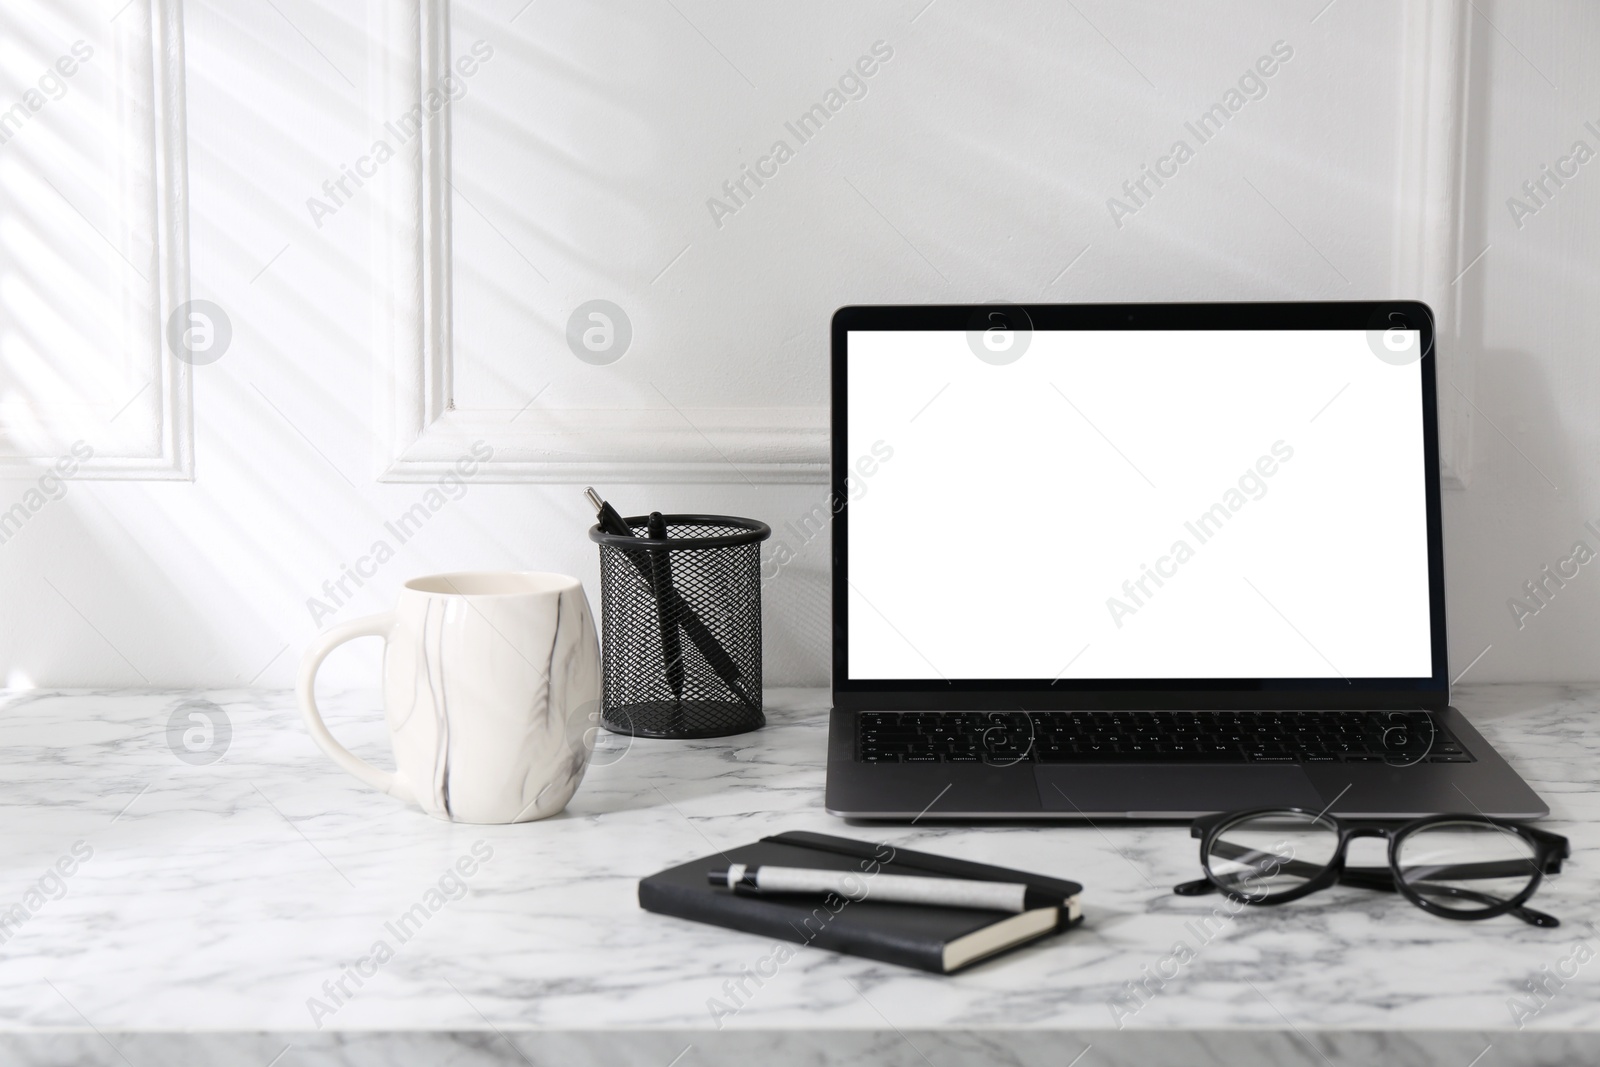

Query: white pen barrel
753;867;1030;913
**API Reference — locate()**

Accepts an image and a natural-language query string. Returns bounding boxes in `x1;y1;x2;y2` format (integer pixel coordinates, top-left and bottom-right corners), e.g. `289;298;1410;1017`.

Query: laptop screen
841;316;1438;687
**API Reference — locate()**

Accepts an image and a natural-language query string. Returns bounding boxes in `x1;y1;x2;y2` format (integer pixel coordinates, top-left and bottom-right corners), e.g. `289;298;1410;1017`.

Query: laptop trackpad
1037;765;1323;817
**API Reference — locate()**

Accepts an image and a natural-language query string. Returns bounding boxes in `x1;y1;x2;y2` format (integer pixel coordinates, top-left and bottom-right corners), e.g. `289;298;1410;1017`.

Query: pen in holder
589;513;770;738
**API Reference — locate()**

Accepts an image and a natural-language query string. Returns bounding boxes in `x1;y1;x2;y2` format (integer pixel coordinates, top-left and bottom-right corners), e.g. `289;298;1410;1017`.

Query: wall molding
1394;0;1473;490
369;0;826;484
133;0;194;480
375;0;1470;487
0;0;193;480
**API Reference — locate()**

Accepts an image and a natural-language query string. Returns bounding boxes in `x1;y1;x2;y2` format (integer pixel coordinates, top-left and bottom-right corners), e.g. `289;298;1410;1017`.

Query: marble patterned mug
297;572;602;824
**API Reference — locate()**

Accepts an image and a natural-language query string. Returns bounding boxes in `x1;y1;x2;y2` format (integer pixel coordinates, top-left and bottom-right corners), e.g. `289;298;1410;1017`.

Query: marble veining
0;684;1595;1065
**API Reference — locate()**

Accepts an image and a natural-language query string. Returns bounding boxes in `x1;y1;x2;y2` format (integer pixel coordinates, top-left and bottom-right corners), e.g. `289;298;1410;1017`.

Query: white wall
1444;0;1600;682
0;0;1592;691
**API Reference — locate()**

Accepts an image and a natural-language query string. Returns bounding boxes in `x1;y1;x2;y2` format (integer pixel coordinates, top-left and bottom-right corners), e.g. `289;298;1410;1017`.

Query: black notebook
639;830;1083;973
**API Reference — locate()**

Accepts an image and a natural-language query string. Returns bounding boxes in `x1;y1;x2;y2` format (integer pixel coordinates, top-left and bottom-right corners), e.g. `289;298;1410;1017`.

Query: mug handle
296;612;415;803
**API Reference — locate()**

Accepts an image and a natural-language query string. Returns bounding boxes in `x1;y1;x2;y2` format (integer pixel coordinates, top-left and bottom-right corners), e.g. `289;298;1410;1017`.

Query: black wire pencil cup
588;493;770;739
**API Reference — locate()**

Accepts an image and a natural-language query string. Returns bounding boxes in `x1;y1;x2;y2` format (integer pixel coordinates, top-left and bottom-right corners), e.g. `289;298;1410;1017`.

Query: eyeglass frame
1176;808;1570;927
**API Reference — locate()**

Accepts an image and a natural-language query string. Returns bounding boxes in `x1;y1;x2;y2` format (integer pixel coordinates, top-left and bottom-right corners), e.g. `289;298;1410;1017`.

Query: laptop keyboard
857;711;1475;765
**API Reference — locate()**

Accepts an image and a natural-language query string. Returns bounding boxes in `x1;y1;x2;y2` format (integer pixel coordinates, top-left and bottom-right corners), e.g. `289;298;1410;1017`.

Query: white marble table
0;685;1594;1066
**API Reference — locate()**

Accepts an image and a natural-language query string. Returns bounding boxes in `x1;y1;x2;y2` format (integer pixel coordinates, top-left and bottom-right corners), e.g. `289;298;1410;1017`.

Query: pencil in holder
589;514;770;738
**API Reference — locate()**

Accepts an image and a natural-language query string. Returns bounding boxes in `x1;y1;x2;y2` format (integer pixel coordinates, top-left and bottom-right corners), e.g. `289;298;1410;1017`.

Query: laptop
824;301;1547;820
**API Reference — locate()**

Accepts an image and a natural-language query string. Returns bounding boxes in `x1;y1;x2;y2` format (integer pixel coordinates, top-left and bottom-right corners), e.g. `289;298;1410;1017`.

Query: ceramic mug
297;572;602;824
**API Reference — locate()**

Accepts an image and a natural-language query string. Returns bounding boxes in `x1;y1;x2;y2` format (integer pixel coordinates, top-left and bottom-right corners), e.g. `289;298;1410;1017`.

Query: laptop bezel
829;301;1449;712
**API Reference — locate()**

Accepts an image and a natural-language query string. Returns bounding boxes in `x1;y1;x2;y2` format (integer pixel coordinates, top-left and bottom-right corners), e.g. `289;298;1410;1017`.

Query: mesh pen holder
590;514;770;739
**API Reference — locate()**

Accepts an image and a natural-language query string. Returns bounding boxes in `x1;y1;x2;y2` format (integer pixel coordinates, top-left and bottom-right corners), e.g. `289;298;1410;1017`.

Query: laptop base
824;707;1548;821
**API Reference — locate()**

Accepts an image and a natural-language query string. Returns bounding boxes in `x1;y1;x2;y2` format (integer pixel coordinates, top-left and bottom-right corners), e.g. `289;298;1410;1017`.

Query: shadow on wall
1443;345;1585;686
1441;14;1594;685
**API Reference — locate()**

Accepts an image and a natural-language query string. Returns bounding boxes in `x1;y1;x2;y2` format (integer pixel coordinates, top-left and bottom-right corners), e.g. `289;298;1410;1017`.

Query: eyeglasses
1173;808;1569;927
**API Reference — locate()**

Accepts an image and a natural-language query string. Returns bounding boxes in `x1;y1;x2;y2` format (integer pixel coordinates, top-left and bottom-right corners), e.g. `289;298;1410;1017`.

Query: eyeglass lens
1395;820;1541;913
1205;812;1340;899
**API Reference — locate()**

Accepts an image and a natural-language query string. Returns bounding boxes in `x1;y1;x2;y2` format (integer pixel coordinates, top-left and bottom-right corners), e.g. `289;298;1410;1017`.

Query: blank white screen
845;329;1434;680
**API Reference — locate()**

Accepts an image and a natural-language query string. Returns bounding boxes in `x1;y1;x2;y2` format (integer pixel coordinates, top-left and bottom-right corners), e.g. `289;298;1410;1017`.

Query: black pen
586;487;634;538
584;489;757;708
646;511;686;701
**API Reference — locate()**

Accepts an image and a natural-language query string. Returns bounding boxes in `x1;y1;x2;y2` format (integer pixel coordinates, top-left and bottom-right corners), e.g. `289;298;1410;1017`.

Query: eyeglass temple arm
1340;857;1560;924
1192;818;1569;867
1171;840;1331;896
1425;885;1559;927
1179;850;1559;927
1206;841;1548;883
1202;841;1327;880
1170;867;1391;896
